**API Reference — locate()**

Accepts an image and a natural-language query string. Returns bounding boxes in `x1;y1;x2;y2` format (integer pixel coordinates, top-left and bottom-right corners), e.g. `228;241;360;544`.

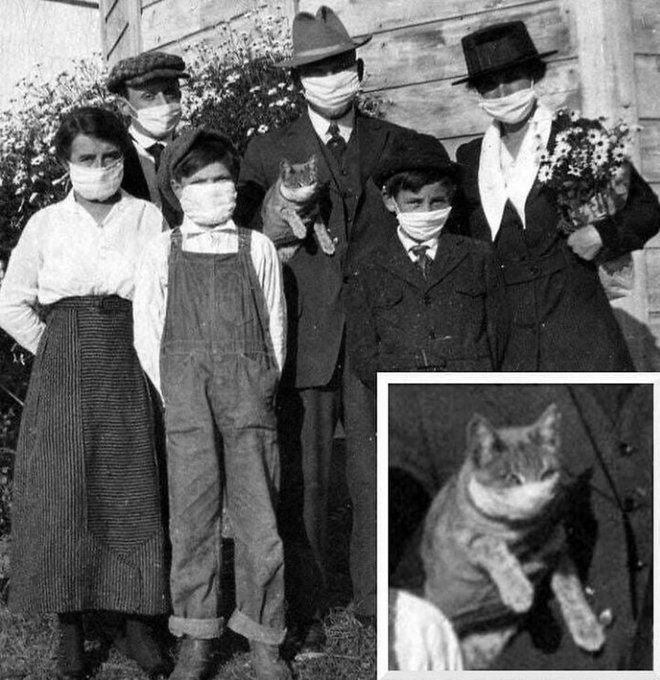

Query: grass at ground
0;605;375;679
0;438;376;679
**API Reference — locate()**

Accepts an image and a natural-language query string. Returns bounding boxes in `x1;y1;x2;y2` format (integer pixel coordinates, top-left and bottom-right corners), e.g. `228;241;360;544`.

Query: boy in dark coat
345;132;509;387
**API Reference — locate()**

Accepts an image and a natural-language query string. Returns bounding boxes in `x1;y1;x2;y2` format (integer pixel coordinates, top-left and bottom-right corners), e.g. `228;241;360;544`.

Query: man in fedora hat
107;51;190;226
235;4;414;651
452;21;659;373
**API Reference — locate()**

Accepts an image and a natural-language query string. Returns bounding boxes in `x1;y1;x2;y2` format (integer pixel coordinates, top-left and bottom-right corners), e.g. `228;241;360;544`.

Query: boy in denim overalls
133;127;290;680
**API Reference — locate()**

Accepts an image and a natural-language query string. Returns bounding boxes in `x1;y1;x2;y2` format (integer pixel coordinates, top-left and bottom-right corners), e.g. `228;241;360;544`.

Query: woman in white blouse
0;107;171;680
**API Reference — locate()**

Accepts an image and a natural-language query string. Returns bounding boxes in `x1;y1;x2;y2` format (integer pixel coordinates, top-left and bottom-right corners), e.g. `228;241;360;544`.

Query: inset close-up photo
387;383;653;673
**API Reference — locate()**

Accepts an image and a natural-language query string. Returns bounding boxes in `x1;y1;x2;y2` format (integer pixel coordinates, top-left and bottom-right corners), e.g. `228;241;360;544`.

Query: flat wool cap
106;51;189;94
157;126;237;219
373;133;461;188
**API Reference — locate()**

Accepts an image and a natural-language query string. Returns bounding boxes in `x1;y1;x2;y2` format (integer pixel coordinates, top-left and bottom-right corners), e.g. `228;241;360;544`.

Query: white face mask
69;159;124;201
301;66;361;118
479;86;537;125
129;102;182;139
394;202;452;242
180;180;237;227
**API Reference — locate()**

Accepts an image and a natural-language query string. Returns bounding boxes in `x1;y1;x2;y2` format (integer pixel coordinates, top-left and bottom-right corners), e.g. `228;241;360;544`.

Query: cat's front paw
500;577;534;613
571;616;605;653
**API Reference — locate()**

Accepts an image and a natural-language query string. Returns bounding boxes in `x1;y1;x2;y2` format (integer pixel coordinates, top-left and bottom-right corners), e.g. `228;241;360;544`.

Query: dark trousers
278;353;376;620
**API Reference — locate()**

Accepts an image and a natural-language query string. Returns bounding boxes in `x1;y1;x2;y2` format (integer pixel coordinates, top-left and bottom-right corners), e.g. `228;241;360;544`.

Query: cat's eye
540;468;557;481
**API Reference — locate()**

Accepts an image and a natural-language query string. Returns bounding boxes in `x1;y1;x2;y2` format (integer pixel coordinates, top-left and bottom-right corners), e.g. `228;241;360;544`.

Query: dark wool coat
344;226;510;386
235;111;411;389
454;126;660;371
389;383;652;671
122;141;181;227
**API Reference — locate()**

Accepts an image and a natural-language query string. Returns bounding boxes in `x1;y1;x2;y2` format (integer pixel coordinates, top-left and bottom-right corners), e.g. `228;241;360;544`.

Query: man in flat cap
107;51;189;226
236;5;413;652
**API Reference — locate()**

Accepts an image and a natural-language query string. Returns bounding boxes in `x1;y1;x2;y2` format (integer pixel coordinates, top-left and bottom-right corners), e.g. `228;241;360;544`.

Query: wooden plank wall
633;0;660;348
100;0;142;63
140;0;295;53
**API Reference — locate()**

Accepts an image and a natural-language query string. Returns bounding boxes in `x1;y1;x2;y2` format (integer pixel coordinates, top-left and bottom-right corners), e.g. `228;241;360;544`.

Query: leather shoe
170;637;219;680
123;617;173;678
57;614;87;680
250;641;292;680
291;618;326;659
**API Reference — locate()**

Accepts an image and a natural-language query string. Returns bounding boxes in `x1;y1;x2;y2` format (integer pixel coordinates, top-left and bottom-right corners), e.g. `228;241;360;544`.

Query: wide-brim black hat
452;21;557;86
373;132;461;189
276;5;372;68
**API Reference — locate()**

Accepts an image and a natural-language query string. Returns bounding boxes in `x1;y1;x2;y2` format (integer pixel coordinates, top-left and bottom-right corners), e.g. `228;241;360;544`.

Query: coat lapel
426;235;470;289
374;231;426;290
355;114;390;198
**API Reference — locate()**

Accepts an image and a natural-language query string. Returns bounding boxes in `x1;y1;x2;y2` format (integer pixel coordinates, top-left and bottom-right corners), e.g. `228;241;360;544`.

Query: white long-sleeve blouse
0;190;164;354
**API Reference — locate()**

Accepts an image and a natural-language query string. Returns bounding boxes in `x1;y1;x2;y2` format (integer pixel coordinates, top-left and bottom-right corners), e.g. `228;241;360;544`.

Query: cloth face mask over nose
129;102;182;138
479;86;537;125
180;181;237;227
394;203;452;242
69;160;124;201
301;66;361;118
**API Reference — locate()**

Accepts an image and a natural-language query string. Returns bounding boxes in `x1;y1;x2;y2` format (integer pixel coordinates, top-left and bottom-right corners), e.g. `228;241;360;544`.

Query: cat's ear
280;158;292;176
533;403;561;451
467;413;499;466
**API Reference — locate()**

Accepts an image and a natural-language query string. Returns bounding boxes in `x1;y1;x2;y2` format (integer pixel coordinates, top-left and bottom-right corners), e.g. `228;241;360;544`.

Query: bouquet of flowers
538;108;634;232
538;108;637;298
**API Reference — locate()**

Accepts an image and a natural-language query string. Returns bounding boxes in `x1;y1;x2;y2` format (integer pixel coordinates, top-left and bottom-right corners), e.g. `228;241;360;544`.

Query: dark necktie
326;122;347;164
146;142;165;170
410;244;432;279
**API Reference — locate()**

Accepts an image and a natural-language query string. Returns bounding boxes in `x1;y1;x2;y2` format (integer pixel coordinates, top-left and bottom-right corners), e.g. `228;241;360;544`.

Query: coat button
619;442;634;457
423;294;431;305
530;265;540;275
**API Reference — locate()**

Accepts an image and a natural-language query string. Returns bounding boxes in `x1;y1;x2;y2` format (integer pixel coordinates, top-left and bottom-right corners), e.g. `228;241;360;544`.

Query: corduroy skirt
9;295;168;615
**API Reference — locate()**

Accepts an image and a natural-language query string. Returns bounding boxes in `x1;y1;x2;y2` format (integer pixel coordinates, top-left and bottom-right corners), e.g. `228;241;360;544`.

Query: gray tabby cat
261;154;336;263
421;404;605;669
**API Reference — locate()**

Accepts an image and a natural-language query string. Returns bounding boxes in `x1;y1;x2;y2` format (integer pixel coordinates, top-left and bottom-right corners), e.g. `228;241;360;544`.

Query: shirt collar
63;188;131;221
397;225;439;259
180;215;238;237
128;123;172;150
307;106;355;143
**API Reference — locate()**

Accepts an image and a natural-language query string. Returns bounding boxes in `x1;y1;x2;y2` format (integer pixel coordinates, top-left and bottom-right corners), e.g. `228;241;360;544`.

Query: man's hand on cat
566;225;603;261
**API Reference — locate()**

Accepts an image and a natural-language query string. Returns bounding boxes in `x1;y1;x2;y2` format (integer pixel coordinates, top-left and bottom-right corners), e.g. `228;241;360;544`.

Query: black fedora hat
373;132;461;189
452;21;557;86
277;5;372;68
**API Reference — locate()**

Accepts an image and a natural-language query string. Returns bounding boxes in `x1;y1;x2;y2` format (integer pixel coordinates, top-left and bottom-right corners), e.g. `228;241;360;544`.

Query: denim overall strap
236;227;276;367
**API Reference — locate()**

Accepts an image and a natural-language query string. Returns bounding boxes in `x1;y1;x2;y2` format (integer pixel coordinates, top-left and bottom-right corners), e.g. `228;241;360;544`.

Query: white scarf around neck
478;102;553;238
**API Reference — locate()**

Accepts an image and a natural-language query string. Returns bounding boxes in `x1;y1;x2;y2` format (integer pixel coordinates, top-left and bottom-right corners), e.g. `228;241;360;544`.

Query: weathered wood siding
633;0;660;354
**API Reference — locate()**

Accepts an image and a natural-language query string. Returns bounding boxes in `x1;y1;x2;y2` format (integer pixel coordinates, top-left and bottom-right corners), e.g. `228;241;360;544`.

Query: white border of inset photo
377;372;658;680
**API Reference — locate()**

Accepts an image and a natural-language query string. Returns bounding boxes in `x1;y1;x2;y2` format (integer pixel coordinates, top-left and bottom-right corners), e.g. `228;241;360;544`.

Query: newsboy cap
157;126;238;220
373;133;461;189
277;5;372;68
106;51;190;94
452;21;557;86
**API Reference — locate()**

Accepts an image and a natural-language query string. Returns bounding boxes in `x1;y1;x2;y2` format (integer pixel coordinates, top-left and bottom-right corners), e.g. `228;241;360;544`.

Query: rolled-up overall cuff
228;609;286;645
169;615;224;639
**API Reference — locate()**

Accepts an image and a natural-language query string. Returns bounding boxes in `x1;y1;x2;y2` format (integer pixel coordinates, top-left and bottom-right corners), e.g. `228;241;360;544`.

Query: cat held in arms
261;154;336;262
421;404;606;669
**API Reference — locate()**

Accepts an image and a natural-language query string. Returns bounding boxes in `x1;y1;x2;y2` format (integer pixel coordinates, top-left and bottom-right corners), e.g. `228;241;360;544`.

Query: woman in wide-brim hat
452;20;660;372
